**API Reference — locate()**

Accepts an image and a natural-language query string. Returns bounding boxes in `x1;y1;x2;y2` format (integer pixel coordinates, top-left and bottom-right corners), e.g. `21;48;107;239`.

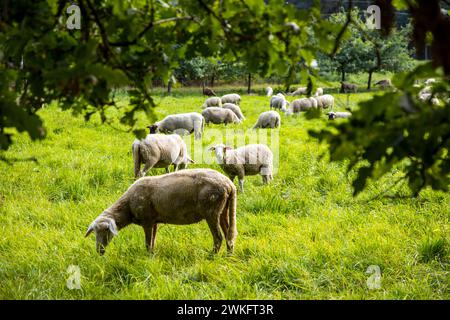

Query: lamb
222;103;245;121
132;134;194;178
314;87;324;96
202;107;241;125
340;82;358;93
209;144;273;192
221;93;241;105
270;95;289;111
327;111;352;120
85;169;237;255
286;97;318;115
148;112;204;140
289;87;307;96
315;94;334;109
253;111;281;129
266;87;273;97
202;97;222;109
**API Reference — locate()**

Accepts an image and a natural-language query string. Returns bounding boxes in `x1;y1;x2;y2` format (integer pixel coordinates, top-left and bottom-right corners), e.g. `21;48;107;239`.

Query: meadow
0;88;448;299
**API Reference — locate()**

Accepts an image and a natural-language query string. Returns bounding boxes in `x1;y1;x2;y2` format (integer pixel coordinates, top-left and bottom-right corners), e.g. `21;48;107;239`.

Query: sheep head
147;124;158;134
85;216;118;255
208;144;233;164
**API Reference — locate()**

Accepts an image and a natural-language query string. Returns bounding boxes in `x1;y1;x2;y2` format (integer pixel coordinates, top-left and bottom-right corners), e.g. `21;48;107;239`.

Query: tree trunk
341;69;346;82
210;74;215;88
247;73;252;94
167;78;173;94
367;70;373;90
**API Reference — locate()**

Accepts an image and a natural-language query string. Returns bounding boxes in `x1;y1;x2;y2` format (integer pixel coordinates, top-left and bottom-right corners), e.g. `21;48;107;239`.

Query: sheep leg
206;218;223;253
165;167;170;174
238;178;244;193
144;225;155;253
151;224;158;249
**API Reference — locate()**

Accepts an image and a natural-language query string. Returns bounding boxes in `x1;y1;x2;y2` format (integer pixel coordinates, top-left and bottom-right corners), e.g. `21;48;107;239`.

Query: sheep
203;87;217;96
221;93;241;105
202;107;241;125
314;87;324;96
340;81;358;93
132;134;194;178
424;78;436;86
202;97;222;109
266;87;273;97
222;103;245;121
327;111;352;120
85;169;237;255
270;95;289;112
289;87;307;96
374;79;392;89
286;97;318;115
209;143;273;192
419;92;441;105
148;112;204;140
315;94;334;109
253;111;281;129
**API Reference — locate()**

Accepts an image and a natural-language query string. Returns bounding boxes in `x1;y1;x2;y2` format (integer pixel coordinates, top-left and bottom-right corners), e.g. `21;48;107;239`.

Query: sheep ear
187;157;195;164
108;220;118;235
208;146;216;151
85;223;94;237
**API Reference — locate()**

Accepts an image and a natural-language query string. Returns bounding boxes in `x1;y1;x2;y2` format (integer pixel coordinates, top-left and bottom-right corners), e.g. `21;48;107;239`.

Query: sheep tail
226;186;238;252
132;140;141;179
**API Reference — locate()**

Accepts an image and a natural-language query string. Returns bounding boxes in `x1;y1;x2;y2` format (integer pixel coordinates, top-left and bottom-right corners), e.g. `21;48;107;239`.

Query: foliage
0;0;323;148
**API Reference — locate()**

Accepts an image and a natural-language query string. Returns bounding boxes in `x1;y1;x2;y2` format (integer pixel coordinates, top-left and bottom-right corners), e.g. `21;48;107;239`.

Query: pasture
0;90;448;299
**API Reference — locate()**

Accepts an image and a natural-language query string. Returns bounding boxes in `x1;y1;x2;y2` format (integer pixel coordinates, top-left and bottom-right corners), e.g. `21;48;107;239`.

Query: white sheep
315;94;334;109
202;107;241;125
221;93;241;105
85;169;237;254
270;95;289;112
266;87;273;97
314;87;323;96
202;97;222;109
424;78;436;85
132;134;193;178
253;111;281;129
148;112;204;140
286;97;318;115
222;103;245;121
327;111;352;120
209;144;273;192
289;87;307;96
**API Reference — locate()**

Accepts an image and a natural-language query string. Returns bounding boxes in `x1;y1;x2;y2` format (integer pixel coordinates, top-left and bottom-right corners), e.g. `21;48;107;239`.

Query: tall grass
0;89;448;299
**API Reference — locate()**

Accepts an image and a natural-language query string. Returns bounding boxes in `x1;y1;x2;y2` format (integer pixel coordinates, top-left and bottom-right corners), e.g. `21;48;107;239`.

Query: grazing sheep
85;169;237;255
221;93;241;105
202;107;241;125
202;97;222;109
315;94;334;109
424;78;436;85
148;112;204;140
286;97;318;115
253;111;281;129
222;103;245;121
203;87;217;96
289;87;307;96
270;95;289;111
314;87;324;96
209;144;273;192
132;134;193;178
374;79;392;89
266;87;273;97
340;82;358;93
419;93;441;105
327;111;352;120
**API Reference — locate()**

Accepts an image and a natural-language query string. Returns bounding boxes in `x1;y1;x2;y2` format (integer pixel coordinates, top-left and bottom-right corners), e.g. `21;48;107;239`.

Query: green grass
0;89;449;299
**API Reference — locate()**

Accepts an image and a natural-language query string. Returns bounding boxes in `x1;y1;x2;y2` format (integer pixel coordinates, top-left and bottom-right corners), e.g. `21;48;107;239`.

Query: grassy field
0;90;449;299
